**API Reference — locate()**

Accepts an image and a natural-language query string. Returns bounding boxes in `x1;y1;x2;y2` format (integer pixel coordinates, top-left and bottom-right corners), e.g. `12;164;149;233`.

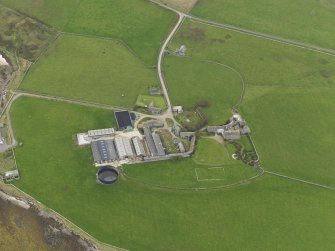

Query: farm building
88;128;115;138
132;136;146;157
77;128;115;145
152;132;165;156
149;88;161;95
114;136;134;159
176;45;186;56
91;140;118;164
115;111;133;131
4;170;19;181
172;106;183;113
143;125;166;157
219;129;241;140
148;106;162;115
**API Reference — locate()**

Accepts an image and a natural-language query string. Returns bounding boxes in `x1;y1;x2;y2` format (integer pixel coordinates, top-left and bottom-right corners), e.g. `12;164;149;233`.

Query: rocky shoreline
0;186;98;251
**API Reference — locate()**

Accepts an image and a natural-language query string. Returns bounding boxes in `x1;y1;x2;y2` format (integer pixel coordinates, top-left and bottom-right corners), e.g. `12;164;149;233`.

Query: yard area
19;34;158;108
192;0;335;50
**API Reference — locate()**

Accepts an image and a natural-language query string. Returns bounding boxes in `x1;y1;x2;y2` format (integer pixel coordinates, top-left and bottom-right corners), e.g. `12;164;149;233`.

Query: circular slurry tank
96;166;119;185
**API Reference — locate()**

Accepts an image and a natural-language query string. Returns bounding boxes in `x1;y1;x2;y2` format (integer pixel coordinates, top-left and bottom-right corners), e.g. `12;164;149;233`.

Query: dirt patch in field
320;0;335;10
158;0;198;12
0;6;57;61
320;70;333;78
179;27;206;42
319;58;329;65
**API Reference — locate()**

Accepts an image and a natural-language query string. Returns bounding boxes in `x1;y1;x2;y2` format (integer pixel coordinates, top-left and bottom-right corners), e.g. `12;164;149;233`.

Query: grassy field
169;20;335;88
241;86;335;187
164;55;243;124
19;34;158;108
136;94;166;109
193;138;234;166
9;97;335;250
0;0;176;65
166;20;335;186
192;0;335;50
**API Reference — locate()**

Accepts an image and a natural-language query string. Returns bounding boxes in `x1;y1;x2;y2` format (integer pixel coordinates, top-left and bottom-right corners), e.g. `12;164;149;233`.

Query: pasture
166;19;335;185
168;20;335;88
0;0;177;65
9;96;335;251
192;0;335;50
241;86;335;187
164;55;243;124
19;34;158;108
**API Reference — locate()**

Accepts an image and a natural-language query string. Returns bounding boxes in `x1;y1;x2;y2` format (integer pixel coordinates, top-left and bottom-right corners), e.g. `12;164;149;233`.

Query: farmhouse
207;113;251;141
115;111;133;131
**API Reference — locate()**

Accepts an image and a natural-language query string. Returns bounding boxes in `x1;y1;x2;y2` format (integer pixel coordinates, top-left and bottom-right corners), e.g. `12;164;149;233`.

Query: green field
168;20;335;89
10;97;335;250
19;34;158;108
166;19;335;186
164;56;243;124
0;0;176;65
193;138;234;166
242;86;335;187
136;94;167;109
192;0;335;50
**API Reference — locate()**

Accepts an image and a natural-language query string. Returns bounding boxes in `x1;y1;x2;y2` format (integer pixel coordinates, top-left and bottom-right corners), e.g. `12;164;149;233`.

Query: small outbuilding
4;170;19;181
172;106;183;114
149;88;161;95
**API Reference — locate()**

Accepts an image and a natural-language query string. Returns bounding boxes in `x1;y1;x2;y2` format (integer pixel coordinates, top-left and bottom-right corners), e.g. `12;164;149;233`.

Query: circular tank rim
96;166;119;185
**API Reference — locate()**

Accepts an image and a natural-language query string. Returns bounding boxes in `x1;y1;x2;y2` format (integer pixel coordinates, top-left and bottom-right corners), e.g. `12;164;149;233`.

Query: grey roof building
221;130;241;140
149;88;161;95
114;136;134;159
88;128;115;138
91;139;118;163
152;132;165;156
148;106;162;115
4;170;19;181
143;126;157;156
132;136;146;157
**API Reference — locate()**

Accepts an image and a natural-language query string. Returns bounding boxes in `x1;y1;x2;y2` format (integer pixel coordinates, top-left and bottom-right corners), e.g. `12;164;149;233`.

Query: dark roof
152;132;165;156
91;140;118;163
149;89;161;95
130;112;136;121
144;126;157;156
115;111;133;130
